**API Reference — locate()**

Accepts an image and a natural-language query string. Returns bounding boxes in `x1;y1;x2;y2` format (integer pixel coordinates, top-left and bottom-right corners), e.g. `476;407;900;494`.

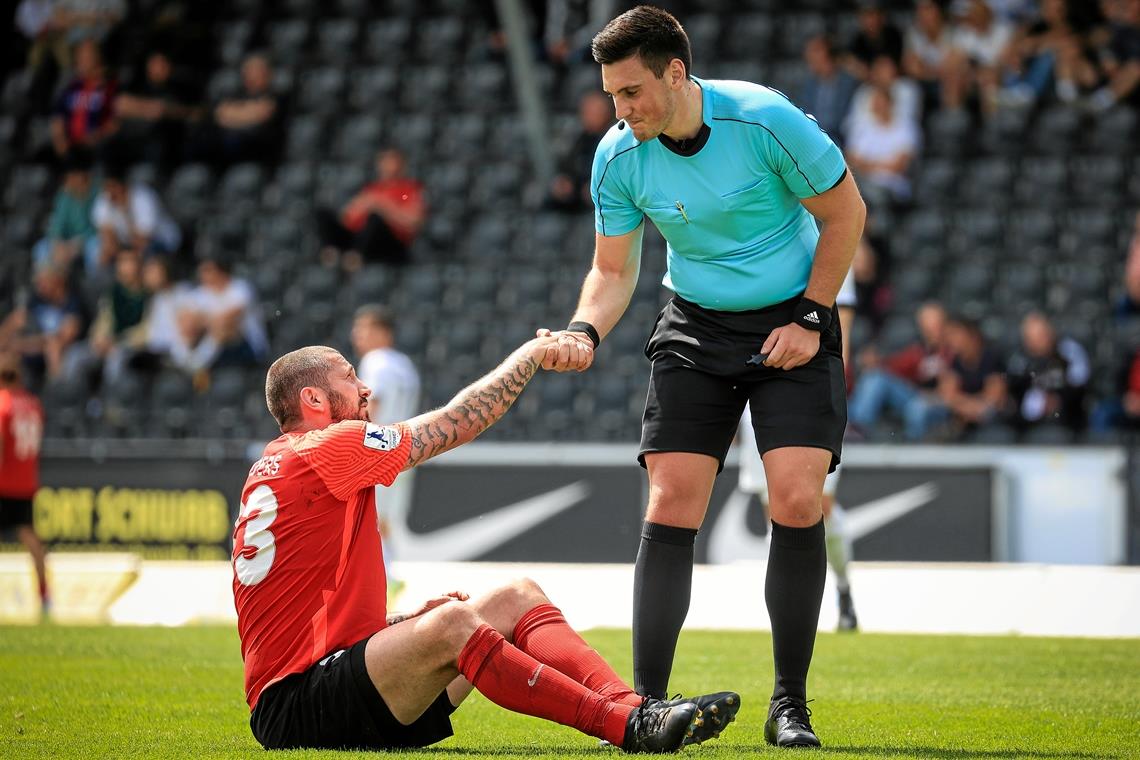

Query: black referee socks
766;518;827;703
632;521;697;699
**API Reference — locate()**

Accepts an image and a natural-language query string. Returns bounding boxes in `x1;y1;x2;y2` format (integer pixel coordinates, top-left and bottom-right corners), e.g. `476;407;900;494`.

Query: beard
329;389;368;423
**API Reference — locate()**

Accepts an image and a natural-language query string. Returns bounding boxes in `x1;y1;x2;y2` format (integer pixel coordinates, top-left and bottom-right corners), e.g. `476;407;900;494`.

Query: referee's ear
667;58;687;88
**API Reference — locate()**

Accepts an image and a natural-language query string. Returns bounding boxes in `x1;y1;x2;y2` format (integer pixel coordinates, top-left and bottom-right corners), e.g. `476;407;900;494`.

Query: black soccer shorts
250;635;456;750
639;293;846;473
0;497;34;531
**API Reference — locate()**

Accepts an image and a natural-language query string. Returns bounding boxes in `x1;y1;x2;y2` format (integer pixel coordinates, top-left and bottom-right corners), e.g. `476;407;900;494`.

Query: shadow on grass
822;747;1117;760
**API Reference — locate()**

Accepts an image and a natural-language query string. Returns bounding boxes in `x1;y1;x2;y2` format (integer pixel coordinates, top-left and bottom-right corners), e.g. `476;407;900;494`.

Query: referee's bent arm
800;171;866;308
570;222;645;342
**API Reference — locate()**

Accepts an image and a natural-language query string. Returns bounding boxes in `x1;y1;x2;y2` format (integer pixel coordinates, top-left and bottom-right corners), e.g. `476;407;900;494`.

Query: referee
544;6;866;748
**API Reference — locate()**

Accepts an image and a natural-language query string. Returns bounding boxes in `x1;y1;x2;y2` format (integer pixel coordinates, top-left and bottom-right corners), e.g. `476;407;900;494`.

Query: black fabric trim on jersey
595;143;643;237
712;116;822;195
657;122;712;157
827;167;848;192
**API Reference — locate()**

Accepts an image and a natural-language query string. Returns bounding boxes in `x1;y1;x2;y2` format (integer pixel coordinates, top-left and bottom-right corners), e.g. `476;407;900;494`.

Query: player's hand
760;323;821;371
408;590;470;619
534;328;594;373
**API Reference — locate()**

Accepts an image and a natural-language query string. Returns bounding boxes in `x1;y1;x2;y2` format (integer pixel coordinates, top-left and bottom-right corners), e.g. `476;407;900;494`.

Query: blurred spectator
903;0;956;111
852;233;891;332
92;164;182;273
17;0;71;114
5;264;91;388
176;256;268;371
547;91;613;211
317;148;425;270
49;38;117;159
90;247;148;380
935;315;1009;438
188;52;283;168
1005;311;1089;434
52;0;125;44
1091;346;1140;431
846;0;904;81
943;0;1016;112
849;301;950;439
1115;213;1140;320
1086;0;1140;111
996;0;1083;108
134;256;195;372
106;49;201;171
797;35;859;143
846;55;923;133
33;147;99;272
845;87;920;206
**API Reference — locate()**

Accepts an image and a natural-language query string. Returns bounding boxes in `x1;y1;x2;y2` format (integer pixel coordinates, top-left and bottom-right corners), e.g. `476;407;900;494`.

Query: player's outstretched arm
400;336;558;470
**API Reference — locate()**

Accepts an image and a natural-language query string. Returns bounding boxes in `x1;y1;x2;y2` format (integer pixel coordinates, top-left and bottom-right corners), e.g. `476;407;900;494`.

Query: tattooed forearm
402;352;541;469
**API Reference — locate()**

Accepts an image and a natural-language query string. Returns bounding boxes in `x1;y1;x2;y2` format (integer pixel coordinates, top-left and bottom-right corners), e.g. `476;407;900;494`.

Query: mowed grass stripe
1;626;1137;759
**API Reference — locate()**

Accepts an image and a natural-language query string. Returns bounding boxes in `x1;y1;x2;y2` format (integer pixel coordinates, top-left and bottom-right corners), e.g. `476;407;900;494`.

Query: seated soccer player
233;341;739;752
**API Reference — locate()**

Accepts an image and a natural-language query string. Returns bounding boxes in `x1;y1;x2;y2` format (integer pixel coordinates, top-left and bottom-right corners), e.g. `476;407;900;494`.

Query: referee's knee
768;487;823;527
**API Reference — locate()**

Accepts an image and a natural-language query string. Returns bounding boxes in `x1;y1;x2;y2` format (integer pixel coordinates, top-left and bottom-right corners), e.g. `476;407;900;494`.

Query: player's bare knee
424;600;482;653
769;488;822;527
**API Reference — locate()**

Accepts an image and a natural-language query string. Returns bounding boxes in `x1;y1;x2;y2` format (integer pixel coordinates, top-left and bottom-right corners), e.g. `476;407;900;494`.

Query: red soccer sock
458;624;633;746
514;603;642;707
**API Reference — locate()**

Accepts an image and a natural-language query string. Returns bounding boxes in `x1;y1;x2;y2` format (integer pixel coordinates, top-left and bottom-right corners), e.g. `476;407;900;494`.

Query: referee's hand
535;328;594;372
760;323;821;370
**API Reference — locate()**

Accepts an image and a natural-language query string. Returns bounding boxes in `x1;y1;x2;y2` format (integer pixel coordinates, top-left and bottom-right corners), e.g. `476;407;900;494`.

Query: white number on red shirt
234;484;278;586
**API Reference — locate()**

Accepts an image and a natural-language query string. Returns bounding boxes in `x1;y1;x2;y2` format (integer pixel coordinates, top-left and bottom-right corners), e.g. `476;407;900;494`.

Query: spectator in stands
797;35;858;144
177;256;268;371
849;301;950;439
846;0;904;81
52;0;125;44
189;52;283;168
12;263;90;388
89;247;149;381
1115;212;1140;320
1086;0;1140;111
92;164;182;275
547;91;614;212
33;147;99;272
17;0;72;114
1090;346;1140;431
934;315;1009;438
1053;23;1107;104
844;87;920;207
846;55;922;133
1005;311;1089;435
995;0;1084;108
49;38;117;160
316;148;426;270
903;0;956;111
107;49;201;171
943;0;1016;113
136;256;194;372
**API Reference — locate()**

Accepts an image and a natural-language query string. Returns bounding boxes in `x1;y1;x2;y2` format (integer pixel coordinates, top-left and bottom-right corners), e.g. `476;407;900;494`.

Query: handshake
519;327;597;373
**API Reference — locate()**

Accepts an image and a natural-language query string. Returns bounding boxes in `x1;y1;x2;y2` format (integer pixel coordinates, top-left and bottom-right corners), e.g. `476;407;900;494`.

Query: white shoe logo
804;311;820;323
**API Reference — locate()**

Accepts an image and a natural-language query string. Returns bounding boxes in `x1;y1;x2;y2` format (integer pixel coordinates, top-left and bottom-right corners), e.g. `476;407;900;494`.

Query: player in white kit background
352;304;421;599
738;264;859;630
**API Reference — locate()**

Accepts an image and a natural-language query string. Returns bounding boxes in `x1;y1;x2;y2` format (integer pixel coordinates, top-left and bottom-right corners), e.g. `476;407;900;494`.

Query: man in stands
233;340;739;752
1005;311;1089;436
0;352;50;619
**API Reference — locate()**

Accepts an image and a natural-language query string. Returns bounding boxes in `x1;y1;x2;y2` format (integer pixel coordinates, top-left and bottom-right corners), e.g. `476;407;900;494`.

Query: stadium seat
316;18;360;64
297;67;347;114
914;157;958;203
924;109;971;156
1021;424;1075;445
218;163;265;210
1031;106;1081;155
723;14;773;59
962;157;1013;203
1088;106;1137;154
1014;158;1067;207
332;114;383;160
165;163;214;221
364;18;412;61
348;65;399;112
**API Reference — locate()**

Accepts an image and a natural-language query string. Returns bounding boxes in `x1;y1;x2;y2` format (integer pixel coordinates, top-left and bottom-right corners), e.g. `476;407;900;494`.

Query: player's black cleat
621;698;698;754
837;589;859;632
764;696;821;748
653;691;740;745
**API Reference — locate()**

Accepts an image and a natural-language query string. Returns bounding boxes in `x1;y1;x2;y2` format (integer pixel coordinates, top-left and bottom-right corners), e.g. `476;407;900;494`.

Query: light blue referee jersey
590;76;847;311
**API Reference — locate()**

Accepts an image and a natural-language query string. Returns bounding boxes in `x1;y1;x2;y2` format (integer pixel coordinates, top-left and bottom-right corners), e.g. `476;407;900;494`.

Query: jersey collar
657;76;713;157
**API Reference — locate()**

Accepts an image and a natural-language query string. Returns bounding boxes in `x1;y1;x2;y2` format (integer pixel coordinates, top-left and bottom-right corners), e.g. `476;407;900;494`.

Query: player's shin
513;603;641;707
458;625;633;745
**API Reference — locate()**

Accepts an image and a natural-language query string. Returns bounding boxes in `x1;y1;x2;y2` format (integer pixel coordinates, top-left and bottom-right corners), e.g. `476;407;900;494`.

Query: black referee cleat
653;691;740;745
621;698;698;754
764;696;821;748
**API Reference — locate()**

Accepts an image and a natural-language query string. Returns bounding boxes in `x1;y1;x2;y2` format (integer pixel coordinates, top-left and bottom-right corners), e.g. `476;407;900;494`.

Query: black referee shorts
0;497;34;532
639;293;846;473
250;635;456;750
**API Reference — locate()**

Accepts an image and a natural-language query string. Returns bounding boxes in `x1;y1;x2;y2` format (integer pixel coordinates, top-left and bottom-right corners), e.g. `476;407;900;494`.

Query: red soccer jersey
232;419;412;709
0;388;43;499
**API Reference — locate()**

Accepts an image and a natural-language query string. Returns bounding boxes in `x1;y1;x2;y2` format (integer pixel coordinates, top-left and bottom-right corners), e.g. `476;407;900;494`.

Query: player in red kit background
233;340;739;752
0;352;50;618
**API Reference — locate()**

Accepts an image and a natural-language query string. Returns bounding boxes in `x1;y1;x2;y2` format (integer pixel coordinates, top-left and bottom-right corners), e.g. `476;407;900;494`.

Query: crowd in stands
1;0;1138;443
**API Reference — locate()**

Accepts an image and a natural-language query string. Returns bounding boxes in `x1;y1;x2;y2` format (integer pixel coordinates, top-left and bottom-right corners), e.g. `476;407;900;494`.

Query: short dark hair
265;346;341;431
591;5;692;78
354;304;394;331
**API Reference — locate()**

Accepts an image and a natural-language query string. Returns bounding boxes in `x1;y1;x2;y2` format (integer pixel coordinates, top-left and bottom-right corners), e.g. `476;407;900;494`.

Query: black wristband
566;320;601;348
793;298;832;332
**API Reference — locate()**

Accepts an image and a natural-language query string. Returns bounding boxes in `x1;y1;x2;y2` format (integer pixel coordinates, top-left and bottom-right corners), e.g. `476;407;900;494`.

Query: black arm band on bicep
566;320;601;348
793;298;832;332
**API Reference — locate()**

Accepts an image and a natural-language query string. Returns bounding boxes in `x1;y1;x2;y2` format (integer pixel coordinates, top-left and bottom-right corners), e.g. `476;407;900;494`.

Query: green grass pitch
1;625;1137;759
